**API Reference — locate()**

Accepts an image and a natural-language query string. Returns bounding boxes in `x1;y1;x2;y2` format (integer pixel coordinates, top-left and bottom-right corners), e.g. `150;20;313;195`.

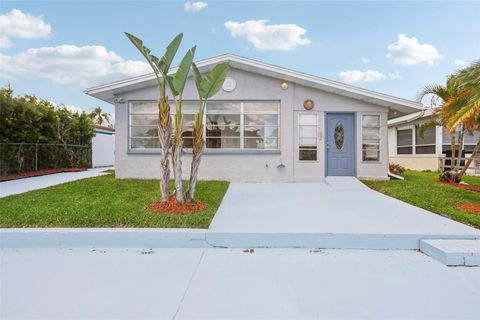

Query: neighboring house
388;108;480;172
85;54;421;181
92;125;115;167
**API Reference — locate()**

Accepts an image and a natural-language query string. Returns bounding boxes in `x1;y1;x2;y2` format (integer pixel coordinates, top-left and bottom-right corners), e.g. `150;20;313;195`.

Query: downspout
388;170;404;180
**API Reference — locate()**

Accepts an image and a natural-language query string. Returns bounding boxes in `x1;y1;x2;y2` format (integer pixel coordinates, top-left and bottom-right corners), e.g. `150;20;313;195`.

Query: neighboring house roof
94;125;115;135
84;54;422;115
388;108;437;126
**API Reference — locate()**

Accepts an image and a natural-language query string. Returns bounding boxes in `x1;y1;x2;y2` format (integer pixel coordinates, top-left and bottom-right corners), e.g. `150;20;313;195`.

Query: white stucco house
85;54;422;181
388;108;480;172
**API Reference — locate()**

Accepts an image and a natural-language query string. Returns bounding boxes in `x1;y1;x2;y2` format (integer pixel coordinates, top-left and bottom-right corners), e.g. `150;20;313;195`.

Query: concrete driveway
207;177;480;249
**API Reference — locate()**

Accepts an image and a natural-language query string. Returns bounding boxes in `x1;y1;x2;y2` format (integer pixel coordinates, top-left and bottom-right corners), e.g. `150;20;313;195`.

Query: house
85;54;422;181
92;125;115;167
388;108;480;172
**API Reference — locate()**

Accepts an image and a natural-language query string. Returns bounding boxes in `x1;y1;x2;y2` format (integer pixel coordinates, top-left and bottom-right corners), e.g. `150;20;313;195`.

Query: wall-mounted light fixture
280;81;289;90
303;99;314;110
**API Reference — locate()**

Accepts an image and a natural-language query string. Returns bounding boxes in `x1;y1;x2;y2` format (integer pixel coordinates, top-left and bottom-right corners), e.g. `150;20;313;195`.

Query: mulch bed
147;196;208;215
0;168;86;182
440;182;480;192
456;203;480;215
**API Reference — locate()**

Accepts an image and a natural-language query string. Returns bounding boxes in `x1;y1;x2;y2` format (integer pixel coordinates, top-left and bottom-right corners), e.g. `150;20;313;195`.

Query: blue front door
326;113;355;176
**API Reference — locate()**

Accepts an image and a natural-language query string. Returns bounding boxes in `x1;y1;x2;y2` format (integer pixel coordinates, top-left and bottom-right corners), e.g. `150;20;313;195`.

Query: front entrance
326;113;355;176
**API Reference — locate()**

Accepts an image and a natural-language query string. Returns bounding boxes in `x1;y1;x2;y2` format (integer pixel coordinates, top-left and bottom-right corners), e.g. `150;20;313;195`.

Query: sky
1;0;479;118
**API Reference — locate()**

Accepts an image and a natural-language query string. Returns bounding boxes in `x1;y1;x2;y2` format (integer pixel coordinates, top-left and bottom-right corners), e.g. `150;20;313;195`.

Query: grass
363;171;480;229
0;172;229;228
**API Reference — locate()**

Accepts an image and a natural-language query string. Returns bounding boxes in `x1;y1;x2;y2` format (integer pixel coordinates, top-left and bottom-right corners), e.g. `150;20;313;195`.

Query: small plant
389;163;406;176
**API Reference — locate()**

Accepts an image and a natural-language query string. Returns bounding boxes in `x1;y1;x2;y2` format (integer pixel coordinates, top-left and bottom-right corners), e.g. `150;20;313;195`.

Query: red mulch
147;196;208;215
440;182;480;192
0;168;86;182
456;203;480;215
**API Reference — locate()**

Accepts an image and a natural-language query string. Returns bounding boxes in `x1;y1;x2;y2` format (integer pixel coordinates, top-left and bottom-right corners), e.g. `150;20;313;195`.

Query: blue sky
1;1;479;117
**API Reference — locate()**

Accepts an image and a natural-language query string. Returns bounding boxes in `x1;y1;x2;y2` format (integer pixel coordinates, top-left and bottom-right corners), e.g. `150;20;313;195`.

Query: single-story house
85;54;422;181
92;125;115;168
388;108;480;173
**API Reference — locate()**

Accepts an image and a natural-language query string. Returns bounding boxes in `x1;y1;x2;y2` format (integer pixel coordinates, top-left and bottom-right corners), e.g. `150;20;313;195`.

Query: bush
389;163;406;176
0;86;95;175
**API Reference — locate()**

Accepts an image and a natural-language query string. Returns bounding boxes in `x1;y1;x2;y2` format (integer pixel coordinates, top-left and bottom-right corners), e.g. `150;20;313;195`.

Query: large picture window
362;115;380;161
129;101;280;151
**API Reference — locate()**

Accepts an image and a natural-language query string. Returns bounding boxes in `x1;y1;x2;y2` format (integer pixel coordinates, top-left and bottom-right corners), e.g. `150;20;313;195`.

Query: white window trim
297;113;319;162
361;114;381;162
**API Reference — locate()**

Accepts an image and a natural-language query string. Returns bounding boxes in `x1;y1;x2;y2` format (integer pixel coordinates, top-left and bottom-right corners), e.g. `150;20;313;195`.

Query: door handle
326;143;330;150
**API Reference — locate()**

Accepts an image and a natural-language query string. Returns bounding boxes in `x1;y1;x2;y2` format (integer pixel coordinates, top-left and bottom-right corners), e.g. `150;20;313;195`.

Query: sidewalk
2;247;479;319
0;167;112;198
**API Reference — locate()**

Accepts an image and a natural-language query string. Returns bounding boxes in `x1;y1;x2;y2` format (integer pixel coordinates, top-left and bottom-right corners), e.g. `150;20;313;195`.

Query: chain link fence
0;143;92;176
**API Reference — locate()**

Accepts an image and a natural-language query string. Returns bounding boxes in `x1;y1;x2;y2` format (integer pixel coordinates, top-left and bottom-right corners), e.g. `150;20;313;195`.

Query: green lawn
0;172;229;228
363;171;480;229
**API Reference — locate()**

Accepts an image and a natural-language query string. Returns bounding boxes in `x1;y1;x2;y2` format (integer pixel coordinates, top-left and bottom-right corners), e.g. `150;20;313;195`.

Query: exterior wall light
280;81;289;90
303;99;314;110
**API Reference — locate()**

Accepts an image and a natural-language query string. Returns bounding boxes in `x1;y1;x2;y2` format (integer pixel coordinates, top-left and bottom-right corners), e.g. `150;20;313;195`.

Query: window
298;114;318;161
415;125;436;154
129;101;280;151
397;128;413;154
362;115;380;161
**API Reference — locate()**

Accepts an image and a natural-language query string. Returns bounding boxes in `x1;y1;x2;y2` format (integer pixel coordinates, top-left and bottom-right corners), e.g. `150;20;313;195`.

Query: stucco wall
114;68;389;181
389;156;440;171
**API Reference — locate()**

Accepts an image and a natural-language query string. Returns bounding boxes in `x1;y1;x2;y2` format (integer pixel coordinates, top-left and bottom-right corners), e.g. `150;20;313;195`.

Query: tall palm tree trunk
186;111;204;202
186;140;203;202
459;140;480;179
172;120;185;203
158;98;172;202
456;125;465;172
450;132;456;171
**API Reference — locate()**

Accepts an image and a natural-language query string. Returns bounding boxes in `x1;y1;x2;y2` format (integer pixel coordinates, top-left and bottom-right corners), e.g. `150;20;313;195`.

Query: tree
448;60;480;178
185;62;229;201
125;32;183;202
89;107;111;126
168;47;196;203
418;76;465;180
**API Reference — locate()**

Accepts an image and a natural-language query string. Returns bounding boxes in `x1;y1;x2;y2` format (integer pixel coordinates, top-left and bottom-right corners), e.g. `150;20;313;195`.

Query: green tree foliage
0;86;95;175
0;86;94;144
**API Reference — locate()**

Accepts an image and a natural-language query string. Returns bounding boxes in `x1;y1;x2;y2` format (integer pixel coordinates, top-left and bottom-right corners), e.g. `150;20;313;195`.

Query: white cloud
361;57;370;64
338;70;386;83
388;71;401;79
184;1;208;12
453;59;467;68
49;101;84;114
386;34;442;66
224;19;311;51
0;9;52;48
0;45;151;86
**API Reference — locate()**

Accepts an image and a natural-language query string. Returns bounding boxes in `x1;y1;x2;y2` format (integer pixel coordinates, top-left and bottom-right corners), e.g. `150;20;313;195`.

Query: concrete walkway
0;167;112;198
207;177;480;249
2;247;479;320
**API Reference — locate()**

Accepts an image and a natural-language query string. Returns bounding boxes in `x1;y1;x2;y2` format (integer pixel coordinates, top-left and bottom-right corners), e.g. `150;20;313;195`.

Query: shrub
0;86;95;175
389;163;406;176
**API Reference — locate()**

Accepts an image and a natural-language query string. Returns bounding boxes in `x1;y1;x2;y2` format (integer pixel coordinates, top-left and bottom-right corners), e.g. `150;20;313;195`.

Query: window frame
127;100;281;154
396;127;414;155
297;113;319;162
361;114;381;162
415;125;436;155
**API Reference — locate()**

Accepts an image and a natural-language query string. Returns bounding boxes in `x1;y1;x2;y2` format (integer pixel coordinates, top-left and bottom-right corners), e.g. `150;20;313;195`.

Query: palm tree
89;107;111;126
125;32;182;202
417;76;465;181
167;47;196;204
185;62;229;202
448;60;480;178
